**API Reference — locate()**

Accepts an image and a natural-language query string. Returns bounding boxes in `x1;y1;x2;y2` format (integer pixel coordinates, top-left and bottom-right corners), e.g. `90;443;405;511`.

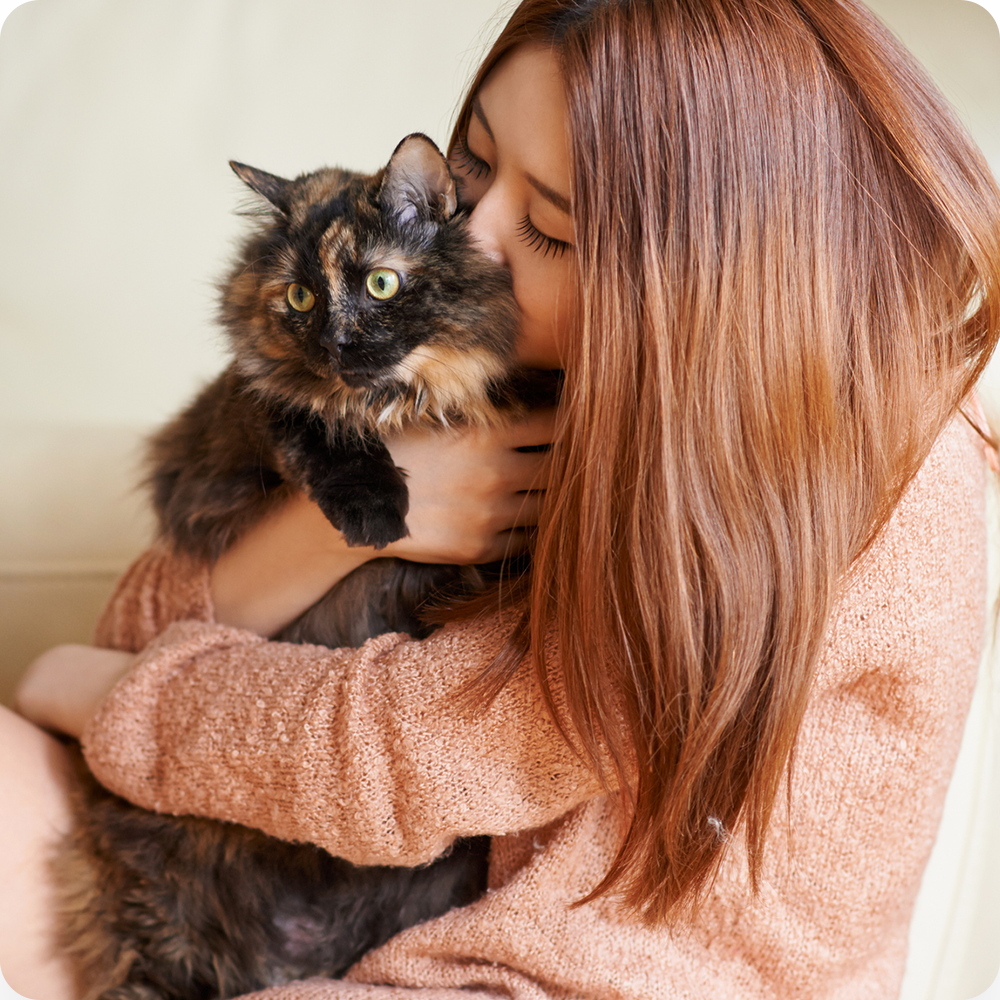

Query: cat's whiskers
389;344;511;428
389;358;455;428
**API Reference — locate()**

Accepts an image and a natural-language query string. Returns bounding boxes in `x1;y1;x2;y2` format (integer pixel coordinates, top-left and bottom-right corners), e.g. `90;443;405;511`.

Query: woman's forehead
475;42;572;198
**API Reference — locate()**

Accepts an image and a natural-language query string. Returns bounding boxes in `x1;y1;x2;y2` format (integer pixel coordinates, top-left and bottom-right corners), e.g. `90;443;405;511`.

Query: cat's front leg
309;440;410;549
276;412;409;549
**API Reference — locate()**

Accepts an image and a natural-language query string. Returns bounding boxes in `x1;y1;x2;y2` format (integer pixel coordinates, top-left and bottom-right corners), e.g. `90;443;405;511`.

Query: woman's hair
448;0;1000;922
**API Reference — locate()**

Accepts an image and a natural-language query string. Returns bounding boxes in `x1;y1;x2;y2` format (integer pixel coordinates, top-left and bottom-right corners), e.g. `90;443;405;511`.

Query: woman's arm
76;612;601;868
87;409;554;650
14;645;137;739
208;492;379;636
18;409;578;864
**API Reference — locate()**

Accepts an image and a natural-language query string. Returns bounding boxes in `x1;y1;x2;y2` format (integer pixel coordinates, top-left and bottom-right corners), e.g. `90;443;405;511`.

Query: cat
55;133;553;1000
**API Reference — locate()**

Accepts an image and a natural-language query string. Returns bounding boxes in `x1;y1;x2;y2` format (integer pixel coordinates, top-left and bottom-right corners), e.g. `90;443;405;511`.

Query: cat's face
221;135;519;426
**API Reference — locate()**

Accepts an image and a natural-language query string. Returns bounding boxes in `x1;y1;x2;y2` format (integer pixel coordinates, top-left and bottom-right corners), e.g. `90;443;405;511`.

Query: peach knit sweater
82;415;989;1000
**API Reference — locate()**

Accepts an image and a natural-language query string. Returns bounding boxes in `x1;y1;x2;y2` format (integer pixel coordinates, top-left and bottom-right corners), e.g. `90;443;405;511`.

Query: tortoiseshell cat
56;134;551;1000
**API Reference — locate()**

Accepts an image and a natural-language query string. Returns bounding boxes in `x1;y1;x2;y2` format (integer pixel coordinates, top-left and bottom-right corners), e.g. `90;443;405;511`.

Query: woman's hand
381;406;555;565
14;644;137;739
209;407;555;636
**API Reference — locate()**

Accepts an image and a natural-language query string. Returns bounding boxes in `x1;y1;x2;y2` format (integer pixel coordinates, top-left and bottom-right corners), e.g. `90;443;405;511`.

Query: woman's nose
465;189;507;267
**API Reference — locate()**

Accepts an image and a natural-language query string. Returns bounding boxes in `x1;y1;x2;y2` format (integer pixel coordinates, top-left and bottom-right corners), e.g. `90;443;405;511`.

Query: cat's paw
315;482;409;549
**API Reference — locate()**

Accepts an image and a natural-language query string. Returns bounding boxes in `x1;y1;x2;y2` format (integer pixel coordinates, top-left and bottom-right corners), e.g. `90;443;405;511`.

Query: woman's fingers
486;447;551;496
471;528;532;564
504;406;557;450
379;412;555;566
501;489;545;528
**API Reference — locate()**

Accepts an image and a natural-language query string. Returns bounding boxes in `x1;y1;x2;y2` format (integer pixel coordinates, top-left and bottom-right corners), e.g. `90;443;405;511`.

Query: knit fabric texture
82;415;990;1000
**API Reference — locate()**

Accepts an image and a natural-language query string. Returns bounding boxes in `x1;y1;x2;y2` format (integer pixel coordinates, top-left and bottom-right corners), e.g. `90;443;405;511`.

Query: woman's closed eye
516;215;571;259
452;136;492;182
451;135;573;259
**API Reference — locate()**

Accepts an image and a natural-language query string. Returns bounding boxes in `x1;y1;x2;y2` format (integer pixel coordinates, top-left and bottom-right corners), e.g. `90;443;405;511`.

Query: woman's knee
0;705;78;1000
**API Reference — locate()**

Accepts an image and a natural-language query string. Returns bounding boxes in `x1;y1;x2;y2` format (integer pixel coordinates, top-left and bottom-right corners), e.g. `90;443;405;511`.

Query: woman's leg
0;705;78;1000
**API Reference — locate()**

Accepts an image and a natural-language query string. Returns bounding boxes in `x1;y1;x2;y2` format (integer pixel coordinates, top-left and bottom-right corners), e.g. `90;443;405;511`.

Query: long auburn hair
446;0;1000;923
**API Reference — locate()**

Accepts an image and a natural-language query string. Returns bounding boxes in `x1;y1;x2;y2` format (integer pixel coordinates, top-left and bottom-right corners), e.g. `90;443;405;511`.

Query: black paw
313;481;409;549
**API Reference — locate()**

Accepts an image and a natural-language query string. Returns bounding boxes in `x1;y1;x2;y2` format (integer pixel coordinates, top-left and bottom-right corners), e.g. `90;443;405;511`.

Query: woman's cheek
509;271;546;364
508;252;573;367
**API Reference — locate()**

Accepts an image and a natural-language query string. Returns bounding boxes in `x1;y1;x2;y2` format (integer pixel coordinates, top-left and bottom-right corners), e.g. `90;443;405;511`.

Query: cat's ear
230;161;293;216
379;133;458;225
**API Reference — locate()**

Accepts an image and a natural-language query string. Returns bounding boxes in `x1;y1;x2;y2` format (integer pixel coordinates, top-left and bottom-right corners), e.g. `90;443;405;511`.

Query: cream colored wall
1;1;1000;997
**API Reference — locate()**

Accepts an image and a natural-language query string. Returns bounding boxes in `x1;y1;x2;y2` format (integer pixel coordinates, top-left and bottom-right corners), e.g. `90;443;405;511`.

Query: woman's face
449;43;574;370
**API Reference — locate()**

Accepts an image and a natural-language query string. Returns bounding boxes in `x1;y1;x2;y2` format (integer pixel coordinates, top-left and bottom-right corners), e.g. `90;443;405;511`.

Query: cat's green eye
287;283;315;312
365;268;401;301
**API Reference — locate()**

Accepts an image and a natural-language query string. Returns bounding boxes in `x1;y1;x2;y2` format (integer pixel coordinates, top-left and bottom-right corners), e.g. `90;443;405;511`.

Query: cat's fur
55;134;544;1000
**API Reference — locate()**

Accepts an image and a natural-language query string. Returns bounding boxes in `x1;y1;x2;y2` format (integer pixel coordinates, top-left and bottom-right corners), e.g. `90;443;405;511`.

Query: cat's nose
320;329;352;360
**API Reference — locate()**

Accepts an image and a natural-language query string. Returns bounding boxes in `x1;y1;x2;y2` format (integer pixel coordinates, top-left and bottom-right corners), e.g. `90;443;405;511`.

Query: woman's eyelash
516;215;572;259
452;136;492;181
450;138;571;258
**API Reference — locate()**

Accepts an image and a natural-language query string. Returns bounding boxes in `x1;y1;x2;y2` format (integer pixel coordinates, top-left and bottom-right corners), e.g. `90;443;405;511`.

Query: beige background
0;1;998;998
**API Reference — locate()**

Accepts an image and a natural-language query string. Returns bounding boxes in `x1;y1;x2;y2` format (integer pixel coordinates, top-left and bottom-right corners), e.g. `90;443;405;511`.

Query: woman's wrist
209;491;377;636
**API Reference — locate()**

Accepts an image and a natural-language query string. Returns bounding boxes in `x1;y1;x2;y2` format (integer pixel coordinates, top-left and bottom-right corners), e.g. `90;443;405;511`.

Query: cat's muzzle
326;340;398;390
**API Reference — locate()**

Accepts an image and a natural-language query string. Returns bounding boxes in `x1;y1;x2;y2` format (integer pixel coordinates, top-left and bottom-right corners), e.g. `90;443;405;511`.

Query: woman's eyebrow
526;175;570;216
472;95;571;217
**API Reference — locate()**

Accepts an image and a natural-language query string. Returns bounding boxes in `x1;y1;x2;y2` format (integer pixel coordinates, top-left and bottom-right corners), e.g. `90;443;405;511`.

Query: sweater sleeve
81;578;603;867
93;541;215;652
170;981;506;1000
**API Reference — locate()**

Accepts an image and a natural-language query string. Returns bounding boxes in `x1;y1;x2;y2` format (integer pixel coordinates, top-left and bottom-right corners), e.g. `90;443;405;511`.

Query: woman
6;0;1000;996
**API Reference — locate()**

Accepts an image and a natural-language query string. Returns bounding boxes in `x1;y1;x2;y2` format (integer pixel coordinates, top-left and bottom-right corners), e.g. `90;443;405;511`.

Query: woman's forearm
15;645;137;738
210;415;554;636
209;491;377;636
78;615;602;867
